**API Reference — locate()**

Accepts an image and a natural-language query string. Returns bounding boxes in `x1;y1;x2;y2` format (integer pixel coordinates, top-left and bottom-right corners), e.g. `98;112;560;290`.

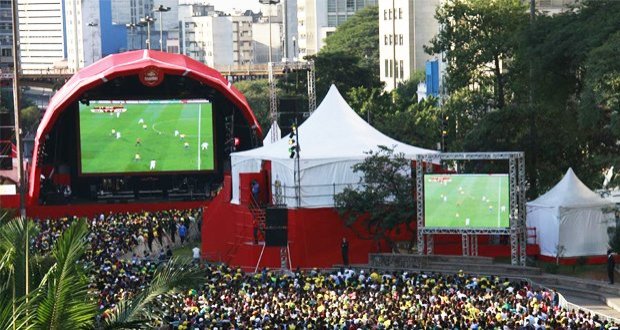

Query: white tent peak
529;167;611;208
234;84;437;160
231;84;437;207
262;121;282;145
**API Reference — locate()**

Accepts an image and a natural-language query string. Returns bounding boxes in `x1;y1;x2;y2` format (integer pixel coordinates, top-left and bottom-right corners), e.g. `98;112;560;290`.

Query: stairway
248;197;266;243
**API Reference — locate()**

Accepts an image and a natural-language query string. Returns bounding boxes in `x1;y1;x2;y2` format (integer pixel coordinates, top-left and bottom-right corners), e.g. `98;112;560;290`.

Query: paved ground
563;294;620;320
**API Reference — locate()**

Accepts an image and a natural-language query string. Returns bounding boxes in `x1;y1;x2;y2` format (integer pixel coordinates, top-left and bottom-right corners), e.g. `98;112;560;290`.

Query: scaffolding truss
415;152;526;266
267;61;316;143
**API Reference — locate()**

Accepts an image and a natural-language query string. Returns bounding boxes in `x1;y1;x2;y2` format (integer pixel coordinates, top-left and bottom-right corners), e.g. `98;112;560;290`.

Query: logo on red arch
139;66;164;87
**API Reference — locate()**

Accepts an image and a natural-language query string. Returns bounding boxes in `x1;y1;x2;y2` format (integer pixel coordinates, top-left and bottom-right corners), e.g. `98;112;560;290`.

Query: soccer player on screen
116;131;121;139
134;153;141;161
138;118;144;124
174;130;179;137
184;142;190;149
110;129;116;136
201;142;208;151
150;160;156;170
180;134;186;140
135;138;142;146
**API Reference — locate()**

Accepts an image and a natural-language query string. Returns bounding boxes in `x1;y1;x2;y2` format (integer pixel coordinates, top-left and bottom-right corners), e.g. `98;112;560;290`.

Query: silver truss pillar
307;60;316;112
472;234;478;256
268;62;278;143
518;156;527;266
462;234;469;256
427;235;434;255
509;156;519;265
416;159;425;254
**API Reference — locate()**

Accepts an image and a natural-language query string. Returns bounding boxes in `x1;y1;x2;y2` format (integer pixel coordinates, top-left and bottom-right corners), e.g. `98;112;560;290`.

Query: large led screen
424;174;510;228
79;100;215;174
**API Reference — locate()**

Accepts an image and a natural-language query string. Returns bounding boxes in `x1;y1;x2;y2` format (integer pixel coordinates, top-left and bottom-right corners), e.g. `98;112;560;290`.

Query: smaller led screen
424;174;510;228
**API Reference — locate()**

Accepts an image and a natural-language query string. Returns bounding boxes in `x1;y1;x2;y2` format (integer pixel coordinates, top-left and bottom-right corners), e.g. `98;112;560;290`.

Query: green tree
425;0;527;109
322;5;379;74
334;146;416;249
234;79;277;138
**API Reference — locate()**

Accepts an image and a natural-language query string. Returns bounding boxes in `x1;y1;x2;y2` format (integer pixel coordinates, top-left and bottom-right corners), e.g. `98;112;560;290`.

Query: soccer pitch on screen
424;174;510;228
78;100;215;174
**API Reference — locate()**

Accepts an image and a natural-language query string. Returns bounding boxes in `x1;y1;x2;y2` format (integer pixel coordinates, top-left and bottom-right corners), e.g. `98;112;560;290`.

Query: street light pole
140;16;155;50
155;5;171;52
87;22;98;63
259;0;280;64
126;23;136;50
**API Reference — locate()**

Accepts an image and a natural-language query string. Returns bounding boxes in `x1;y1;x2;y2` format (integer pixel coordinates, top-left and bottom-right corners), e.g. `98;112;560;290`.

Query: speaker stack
265;207;288;247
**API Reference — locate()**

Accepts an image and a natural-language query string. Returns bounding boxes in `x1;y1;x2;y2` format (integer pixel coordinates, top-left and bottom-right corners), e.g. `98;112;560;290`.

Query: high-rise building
65;0;101;70
18;0;66;72
380;0;577;92
253;3;283;63
379;0;439;91
191;15;233;67
232;15;253;65
0;0;12;72
297;0;377;59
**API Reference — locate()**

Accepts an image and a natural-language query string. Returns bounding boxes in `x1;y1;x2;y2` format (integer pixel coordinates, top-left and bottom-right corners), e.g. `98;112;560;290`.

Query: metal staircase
248;196;266;243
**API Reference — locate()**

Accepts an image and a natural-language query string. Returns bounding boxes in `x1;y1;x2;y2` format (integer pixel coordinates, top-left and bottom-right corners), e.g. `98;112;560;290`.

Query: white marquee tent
527;168;615;257
231;85;438;208
262;122;282;145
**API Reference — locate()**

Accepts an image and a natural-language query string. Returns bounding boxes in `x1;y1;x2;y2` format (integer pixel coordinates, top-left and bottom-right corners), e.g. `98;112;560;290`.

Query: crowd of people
28;209;620;329
31;209;201;311
148;265;618;329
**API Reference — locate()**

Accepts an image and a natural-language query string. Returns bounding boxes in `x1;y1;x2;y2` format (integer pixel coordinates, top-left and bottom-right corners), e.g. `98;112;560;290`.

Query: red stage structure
28;50;261;206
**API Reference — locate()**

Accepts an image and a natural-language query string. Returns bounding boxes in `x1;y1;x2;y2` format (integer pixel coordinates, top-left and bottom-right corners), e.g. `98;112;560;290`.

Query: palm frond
102;257;204;329
0;283;35;330
0;217;39;299
34;218;97;330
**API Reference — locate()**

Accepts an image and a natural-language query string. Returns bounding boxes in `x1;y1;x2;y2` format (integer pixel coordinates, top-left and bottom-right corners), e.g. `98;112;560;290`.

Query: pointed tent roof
234;85;437;161
262;121;282;145
528;168;613;208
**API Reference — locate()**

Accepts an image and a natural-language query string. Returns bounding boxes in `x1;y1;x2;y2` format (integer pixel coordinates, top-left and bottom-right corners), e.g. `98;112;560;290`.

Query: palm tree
0;211;205;330
100;257;204;329
0;215;96;329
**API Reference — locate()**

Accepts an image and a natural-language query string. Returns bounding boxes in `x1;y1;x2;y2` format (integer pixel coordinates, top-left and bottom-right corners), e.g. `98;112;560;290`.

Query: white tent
231;85;438;208
527;168;615;258
262;121;282;145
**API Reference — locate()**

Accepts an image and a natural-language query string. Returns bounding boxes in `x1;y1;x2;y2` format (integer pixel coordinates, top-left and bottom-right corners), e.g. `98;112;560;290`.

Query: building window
399;8;403;19
347;0;355;11
384;35;387;45
389;59;393;77
328;15;337;27
385;59;388;77
394;61;399;78
384;9;387;20
328;0;336;12
399;34;403;45
388;9;392;19
400;60;404;78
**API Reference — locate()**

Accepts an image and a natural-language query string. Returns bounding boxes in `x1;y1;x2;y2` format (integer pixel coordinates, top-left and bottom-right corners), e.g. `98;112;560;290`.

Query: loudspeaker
265;207;288;247
0;156;11;170
266;207;287;227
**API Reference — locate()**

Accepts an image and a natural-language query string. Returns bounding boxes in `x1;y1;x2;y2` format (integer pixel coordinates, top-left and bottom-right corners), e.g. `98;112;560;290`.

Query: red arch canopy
28;50;261;204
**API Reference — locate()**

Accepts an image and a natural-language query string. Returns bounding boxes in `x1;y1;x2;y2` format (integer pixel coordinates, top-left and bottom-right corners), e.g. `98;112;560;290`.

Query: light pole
140;16;155;50
87;22;98;63
126;23;136;50
259;0;280;64
155;5;171;52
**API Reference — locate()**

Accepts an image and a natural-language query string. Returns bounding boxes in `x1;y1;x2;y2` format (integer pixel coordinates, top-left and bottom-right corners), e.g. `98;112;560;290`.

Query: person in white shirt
138;118;144;124
201;142;209;150
150;159;156;170
192;246;200;263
